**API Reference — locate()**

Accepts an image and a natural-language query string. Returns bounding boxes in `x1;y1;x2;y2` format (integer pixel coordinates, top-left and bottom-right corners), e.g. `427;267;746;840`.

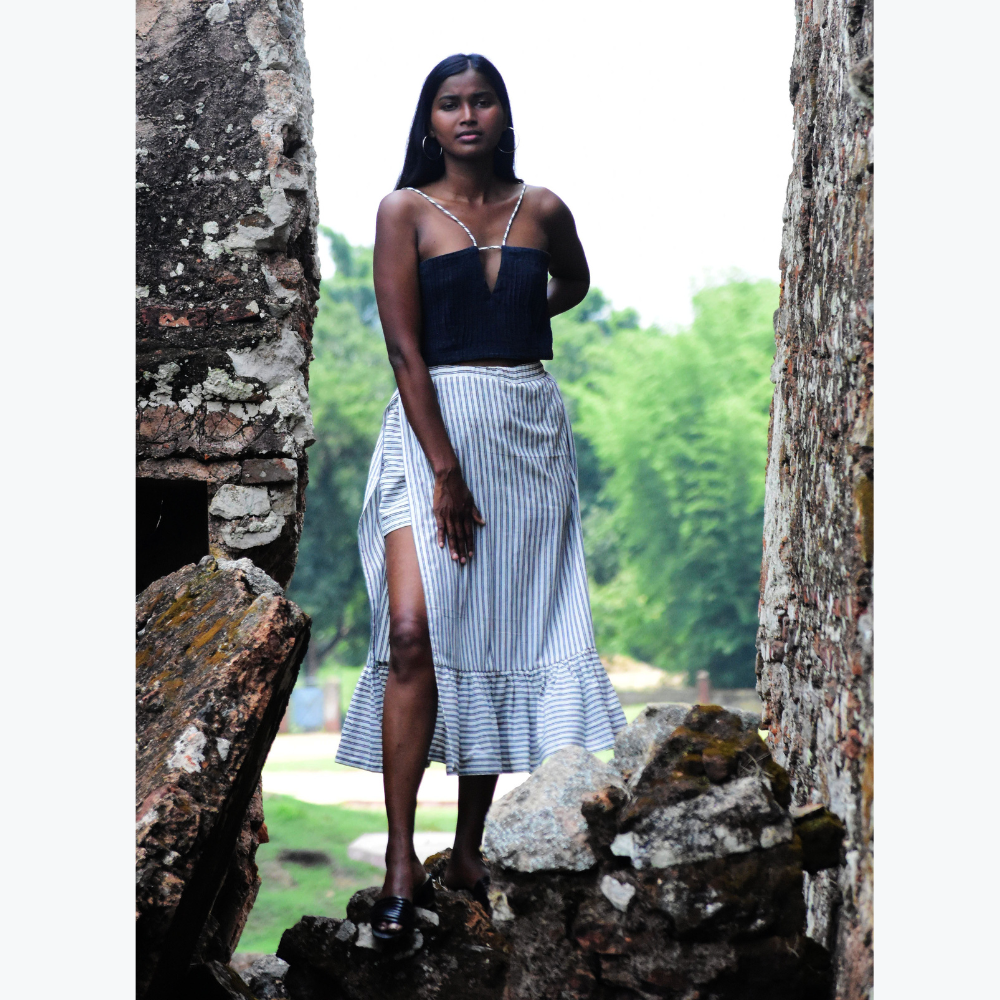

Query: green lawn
237;795;458;955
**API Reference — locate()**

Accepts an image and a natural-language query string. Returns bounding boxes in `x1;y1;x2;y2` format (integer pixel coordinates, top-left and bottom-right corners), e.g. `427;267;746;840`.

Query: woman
336;53;626;943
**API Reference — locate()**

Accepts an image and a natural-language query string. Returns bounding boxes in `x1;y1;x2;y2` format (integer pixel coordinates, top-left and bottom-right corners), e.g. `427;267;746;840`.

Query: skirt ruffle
336;647;625;775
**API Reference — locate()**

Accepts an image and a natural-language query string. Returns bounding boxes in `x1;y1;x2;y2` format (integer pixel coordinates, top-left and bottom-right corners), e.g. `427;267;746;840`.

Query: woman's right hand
433;467;485;566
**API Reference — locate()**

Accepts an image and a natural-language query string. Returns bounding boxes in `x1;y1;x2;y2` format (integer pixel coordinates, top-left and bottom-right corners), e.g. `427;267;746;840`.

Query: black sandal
414;874;436;910
370;895;415;945
370;876;436;945
471;875;491;910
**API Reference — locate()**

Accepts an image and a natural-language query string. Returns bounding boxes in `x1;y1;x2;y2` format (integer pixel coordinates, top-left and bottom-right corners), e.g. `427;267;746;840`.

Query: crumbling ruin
135;0;874;996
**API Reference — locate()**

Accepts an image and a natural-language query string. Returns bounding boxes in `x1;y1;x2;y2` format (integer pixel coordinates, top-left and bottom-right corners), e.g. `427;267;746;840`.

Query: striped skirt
335;362;626;776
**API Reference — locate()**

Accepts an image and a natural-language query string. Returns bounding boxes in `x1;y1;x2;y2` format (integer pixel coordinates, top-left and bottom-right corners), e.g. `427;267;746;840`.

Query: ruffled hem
335;646;626;776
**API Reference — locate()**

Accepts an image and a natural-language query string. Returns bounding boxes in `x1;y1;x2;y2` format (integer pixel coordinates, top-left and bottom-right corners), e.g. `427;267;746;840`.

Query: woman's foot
375;848;428;935
442;848;490;897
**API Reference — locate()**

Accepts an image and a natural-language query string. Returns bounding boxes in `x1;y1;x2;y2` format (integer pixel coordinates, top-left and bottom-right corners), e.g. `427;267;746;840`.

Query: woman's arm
373;191;484;565
535;189;590;317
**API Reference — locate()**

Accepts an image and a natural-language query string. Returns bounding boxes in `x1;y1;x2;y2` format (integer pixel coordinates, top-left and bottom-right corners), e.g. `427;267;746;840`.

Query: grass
237;794;458;955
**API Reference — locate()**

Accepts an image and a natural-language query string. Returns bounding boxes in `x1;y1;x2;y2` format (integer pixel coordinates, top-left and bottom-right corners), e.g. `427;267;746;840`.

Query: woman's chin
444;145;495;162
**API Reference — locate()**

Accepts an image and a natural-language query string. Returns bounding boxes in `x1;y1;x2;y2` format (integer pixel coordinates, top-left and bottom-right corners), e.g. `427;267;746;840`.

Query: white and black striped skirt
335;362;626;776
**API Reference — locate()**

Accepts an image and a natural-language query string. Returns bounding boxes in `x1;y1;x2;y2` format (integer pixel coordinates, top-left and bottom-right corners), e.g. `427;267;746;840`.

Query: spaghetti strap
407;187;479;247
406;184;527;252
501;184;526;246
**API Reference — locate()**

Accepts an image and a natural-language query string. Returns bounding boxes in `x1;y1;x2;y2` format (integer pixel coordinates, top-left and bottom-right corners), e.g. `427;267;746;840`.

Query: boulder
239;954;291;999
611;703;692;783
613;701;763;786
483;745;625;872
136;556;309;999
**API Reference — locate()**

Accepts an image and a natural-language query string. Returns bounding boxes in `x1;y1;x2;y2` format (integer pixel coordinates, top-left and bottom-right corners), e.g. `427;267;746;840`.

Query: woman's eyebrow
437;90;496;102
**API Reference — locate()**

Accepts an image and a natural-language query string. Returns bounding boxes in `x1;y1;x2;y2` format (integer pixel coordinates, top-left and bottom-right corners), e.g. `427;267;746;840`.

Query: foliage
290;230;776;686
567;281;778;686
285;228;395;663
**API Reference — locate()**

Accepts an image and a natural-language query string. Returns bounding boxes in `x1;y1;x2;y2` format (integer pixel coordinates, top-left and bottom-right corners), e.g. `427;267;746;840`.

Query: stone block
137;458;242;484
210;485;272;519
242;458;298;484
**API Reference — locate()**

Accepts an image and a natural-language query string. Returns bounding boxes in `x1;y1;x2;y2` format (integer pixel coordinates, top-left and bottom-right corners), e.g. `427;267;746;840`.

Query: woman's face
428;67;508;161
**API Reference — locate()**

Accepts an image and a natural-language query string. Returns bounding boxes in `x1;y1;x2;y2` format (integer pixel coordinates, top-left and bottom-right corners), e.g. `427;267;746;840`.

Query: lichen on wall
756;1;874;996
136;0;319;586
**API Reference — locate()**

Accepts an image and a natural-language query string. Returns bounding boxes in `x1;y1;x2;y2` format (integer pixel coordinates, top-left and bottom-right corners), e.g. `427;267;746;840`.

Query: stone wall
135;3;318;994
756;1;873;996
136;0;319;589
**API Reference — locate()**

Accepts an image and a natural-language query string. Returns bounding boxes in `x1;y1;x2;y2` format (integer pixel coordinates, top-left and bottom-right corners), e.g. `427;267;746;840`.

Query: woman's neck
437;156;506;205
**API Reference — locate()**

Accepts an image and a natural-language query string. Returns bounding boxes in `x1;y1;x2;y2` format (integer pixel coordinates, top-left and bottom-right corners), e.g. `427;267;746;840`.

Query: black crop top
407;186;553;366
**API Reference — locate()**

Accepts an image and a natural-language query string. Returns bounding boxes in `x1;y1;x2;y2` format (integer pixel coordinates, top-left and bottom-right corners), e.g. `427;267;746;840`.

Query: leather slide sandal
370;895;415;946
471;875;491;910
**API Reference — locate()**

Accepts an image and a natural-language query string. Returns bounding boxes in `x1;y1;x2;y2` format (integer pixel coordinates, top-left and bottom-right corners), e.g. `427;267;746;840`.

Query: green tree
569;280;778;687
287;230;394;663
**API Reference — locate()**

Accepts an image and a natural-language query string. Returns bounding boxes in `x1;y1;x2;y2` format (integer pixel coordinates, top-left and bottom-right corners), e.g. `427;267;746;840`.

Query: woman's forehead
434;67;496;100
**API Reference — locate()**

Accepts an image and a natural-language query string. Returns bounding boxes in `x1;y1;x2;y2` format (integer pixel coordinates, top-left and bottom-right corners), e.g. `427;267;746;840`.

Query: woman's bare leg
444;774;497;890
381;526;437;908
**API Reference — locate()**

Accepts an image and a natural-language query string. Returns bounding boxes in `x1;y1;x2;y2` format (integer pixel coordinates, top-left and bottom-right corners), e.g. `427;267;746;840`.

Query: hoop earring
496;127;519;153
422;134;443;160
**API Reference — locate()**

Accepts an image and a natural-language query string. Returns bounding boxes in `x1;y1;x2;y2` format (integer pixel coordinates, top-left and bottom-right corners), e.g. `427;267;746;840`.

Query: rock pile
136;556;309;1000
273;704;841;999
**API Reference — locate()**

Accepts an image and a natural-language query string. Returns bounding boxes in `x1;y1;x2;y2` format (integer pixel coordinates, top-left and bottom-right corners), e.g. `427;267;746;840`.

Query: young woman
335;53;626;944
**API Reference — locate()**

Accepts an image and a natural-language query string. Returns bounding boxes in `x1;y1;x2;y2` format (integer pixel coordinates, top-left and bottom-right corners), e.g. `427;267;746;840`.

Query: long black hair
395;54;520;190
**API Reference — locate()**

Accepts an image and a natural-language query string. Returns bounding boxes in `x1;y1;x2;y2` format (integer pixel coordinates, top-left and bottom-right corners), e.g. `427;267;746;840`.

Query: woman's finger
472;504;486;527
445;514;460;562
465;510;475;557
454;515;468;565
436;514;446;549
461;515;472;564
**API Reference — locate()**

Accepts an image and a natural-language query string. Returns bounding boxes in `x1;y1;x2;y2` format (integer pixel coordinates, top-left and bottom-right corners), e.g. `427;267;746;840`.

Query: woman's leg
444;774;497;890
381;526;437;907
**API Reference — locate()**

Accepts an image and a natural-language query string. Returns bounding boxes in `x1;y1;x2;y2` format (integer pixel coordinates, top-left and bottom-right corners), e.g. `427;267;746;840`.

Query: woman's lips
456;132;483;142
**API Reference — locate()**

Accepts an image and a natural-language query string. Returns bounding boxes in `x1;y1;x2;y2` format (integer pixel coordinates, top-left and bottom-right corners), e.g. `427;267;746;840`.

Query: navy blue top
407;185;553;366
417;246;552;366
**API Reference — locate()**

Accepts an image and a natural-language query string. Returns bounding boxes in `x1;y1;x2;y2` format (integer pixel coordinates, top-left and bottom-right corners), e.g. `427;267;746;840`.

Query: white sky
301;0;795;328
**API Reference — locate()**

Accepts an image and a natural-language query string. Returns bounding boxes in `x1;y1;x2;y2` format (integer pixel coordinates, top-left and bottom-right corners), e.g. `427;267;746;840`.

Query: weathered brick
241;458;298;484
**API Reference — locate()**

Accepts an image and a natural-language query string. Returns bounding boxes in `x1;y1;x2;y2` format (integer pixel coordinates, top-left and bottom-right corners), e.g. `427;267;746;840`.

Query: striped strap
406;184;526;251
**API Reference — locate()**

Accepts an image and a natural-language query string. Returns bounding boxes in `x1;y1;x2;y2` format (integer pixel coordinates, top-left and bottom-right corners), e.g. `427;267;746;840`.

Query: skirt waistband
426;361;547;383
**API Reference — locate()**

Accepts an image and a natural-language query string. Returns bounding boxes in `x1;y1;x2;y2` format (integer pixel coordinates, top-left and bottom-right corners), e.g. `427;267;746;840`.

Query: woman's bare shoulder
377;188;421;226
524;185;575;225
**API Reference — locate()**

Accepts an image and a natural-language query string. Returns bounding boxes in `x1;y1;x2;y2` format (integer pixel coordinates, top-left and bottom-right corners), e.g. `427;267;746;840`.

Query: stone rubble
273;705;836;999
